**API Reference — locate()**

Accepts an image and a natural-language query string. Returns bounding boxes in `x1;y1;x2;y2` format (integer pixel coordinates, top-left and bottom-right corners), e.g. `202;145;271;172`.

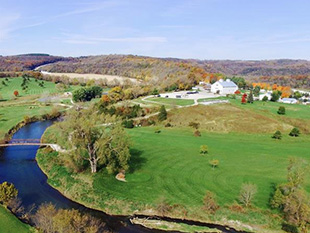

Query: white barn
211;79;238;95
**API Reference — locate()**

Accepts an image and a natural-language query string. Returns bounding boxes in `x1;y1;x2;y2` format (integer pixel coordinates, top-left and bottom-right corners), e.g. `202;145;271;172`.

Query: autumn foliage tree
13;90;19;97
0;182;18;206
241;93;247;104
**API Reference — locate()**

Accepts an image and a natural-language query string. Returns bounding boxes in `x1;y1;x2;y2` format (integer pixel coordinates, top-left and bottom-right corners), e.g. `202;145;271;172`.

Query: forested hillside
2;54;310;88
0;54;70;72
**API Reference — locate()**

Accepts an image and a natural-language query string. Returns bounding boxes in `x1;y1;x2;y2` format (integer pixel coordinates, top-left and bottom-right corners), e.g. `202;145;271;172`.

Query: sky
0;0;310;60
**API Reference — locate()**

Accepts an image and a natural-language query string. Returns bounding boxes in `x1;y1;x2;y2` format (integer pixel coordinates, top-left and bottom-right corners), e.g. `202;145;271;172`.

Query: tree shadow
128;148;147;173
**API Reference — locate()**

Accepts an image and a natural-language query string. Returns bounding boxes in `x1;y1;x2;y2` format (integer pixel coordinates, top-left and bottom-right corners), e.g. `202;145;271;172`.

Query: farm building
211;79;238;95
280;98;298;104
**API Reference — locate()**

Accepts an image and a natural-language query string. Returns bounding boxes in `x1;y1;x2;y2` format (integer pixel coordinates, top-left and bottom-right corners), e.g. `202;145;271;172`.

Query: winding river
0;121;248;233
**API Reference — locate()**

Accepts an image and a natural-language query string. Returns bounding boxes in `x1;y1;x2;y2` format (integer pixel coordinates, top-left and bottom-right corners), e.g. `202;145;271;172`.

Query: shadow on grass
128;148;147;173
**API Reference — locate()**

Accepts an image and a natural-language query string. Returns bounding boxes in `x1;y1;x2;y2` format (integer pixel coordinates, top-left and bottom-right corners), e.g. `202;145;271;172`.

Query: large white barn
211;79;238;95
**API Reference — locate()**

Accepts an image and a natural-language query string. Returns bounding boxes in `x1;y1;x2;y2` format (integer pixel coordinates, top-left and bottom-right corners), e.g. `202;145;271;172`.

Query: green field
95;127;310;209
0;77;78;100
0;206;32;233
0;104;53;140
230;98;310;120
147;97;194;106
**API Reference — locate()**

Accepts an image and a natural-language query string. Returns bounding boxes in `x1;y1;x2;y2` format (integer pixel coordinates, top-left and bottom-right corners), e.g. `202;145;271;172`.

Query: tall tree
63;109;131;173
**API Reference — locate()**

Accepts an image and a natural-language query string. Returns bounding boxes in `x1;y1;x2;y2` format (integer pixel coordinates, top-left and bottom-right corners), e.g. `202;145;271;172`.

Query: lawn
147;97;194;106
0;206;32;233
0;77;77;100
41;125;310;212
94;127;310;210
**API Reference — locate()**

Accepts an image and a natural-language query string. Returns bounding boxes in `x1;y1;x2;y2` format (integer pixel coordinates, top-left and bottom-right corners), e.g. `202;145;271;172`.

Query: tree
13;90;19;97
0;182;18;206
239;183;257;207
209;159;219;170
271;91;281;102
270;158;310;229
203;191;219;214
262;96;268;102
272;130;282;140
63;109;131;173
253;86;261;97
277;106;286;115
200;145;208;154
241;93;247;104
247;90;254;103
158;105;167;121
289;128;300;137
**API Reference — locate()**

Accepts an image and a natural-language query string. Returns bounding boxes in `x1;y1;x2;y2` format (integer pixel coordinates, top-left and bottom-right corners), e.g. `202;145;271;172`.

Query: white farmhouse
211;79;238;95
259;92;272;101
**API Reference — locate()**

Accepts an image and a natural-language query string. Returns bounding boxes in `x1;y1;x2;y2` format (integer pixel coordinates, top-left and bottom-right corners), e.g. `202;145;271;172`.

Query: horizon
2;53;310;62
1;0;310;60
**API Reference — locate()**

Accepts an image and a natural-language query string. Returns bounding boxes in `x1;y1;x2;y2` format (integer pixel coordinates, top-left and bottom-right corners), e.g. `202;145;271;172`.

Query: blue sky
0;0;310;60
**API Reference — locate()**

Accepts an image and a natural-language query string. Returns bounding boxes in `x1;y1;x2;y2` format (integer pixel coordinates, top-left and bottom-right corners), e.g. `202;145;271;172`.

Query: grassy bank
0;206;33;233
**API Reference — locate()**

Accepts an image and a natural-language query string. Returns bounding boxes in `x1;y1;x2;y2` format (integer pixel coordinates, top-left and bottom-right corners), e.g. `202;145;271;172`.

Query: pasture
95;127;310;210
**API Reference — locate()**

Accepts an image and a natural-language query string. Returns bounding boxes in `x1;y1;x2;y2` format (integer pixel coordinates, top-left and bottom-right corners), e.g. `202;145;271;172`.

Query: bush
277;106;286;115
272;130;282;140
203;191;219;214
289;128;300;137
165;123;172;127
122;120;134;128
193;130;201;137
281;223;299;233
200;145;208;154
158;105;167;121
262;96;268;102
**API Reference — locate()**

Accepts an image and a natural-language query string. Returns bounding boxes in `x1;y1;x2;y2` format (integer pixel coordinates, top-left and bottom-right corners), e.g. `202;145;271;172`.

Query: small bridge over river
0;139;50;147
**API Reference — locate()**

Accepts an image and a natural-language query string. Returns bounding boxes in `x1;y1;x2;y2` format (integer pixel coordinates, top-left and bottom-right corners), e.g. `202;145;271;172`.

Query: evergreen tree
247;90;254;103
158;105;167;121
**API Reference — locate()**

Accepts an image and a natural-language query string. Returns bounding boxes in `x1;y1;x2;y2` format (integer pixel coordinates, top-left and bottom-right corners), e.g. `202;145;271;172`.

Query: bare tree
239;183;257;207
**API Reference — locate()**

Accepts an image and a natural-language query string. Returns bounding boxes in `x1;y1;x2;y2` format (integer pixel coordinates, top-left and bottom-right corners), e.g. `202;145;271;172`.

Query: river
0;120;248;233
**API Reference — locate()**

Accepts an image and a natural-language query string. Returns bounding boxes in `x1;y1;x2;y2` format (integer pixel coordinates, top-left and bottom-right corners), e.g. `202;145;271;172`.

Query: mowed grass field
94;127;310;210
147;97;194;106
0;105;53;139
0;77;78;100
0;206;32;233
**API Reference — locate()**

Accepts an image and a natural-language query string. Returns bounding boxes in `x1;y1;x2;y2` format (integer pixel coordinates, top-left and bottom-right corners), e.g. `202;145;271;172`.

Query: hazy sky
0;0;310;60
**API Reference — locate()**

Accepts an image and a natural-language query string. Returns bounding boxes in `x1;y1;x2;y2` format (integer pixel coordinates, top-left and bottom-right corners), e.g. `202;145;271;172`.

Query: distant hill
1;54;310;88
0;54;71;72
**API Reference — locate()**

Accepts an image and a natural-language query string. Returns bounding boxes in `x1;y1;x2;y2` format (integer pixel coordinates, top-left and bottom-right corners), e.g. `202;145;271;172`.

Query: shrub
272;130;282;140
200;145;208;154
193;130;201;137
203;191;219;214
122;120;134;128
13;90;19;97
158;105;167;121
189;122;200;129
289;128;300;137
277;106;286;115
165;123;172;127
209;159;219;169
262;96;268;102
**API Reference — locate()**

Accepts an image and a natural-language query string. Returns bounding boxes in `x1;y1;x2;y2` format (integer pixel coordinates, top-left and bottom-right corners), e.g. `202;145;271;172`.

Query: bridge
0;139;49;147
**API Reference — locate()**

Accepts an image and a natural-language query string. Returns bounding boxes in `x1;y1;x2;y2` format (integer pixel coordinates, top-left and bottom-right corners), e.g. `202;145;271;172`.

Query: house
211;79;238;95
280;98;298;104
